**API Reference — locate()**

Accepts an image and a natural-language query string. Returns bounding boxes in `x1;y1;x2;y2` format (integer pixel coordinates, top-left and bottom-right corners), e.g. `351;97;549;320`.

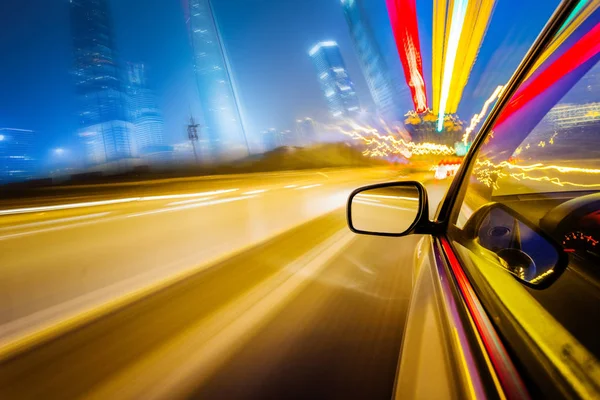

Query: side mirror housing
347;181;431;237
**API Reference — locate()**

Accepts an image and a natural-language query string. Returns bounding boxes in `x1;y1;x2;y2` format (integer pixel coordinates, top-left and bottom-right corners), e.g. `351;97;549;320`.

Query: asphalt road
0;168;443;399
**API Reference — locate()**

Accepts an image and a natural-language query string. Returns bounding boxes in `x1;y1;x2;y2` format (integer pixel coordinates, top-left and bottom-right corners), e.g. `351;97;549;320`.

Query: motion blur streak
497;22;600;127
329;119;454;158
127;195;258;218
437;0;469;131
528;0;600;78
446;0;496;113
462;85;504;145
433;0;495;131
474;160;600;189
386;0;428;112
0;188;239;216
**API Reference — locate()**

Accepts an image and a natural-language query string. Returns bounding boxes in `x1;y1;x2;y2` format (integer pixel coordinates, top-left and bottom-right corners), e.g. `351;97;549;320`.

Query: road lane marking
168;197;216;206
127;195;258;218
86;229;355;400
284;184;298;188
295;184;323;190
0;198;138;216
0;213;114;241
0;189;239;216
242;189;268;195
138;189;238;202
0;212;111;233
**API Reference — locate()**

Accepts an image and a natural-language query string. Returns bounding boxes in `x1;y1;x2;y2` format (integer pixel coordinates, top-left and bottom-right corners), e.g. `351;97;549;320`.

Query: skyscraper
187;0;249;161
126;63;168;159
341;0;405;121
70;0;132;166
309;41;361;119
0;128;36;183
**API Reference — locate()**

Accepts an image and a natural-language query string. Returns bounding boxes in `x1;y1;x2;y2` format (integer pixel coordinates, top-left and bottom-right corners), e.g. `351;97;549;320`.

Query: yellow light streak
462;85;504;145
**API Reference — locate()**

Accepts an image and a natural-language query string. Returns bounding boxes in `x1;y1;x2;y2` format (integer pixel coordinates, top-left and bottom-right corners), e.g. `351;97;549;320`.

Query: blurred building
70;0;133;166
341;0;404;122
295;118;317;145
187;0;249;161
0;128;36;183
309;41;361;120
126;63;171;162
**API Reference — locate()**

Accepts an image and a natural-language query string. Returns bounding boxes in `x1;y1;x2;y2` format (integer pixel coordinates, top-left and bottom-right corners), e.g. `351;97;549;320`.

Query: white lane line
284;184;298;189
295;184;323;190
0;189;239;216
0;212;112;233
127;195;258;218
242;189;268;195
353;199;414;212
138;189;238;202
168;197;215;206
0;213;114;241
0;198;138;216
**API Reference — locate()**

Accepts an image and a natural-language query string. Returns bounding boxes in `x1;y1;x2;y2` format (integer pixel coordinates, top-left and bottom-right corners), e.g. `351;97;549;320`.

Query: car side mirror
347;181;430;237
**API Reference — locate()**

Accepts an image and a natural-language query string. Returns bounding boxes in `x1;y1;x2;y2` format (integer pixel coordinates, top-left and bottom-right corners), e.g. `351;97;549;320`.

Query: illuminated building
70;0;133;165
126;63;170;161
0;128;36;183
296;118;317;145
187;0;249;160
309;41;361;119
341;0;404;121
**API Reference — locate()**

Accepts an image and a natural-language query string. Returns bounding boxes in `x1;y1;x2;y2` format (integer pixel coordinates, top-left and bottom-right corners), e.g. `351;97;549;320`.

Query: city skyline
0;0;562;181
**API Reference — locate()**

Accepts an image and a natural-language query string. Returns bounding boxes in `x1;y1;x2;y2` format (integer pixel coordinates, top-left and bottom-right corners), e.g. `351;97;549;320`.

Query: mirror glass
477;207;560;285
350;184;421;235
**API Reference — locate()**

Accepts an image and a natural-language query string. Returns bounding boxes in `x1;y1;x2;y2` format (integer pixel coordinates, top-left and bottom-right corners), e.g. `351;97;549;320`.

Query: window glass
453;4;600;397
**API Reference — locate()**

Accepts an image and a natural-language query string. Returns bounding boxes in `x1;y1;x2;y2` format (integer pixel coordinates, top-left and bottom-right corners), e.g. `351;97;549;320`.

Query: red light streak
496;22;600;126
386;0;428;112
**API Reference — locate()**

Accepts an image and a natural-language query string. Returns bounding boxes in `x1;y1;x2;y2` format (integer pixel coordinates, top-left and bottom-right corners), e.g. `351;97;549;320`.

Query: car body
347;1;600;398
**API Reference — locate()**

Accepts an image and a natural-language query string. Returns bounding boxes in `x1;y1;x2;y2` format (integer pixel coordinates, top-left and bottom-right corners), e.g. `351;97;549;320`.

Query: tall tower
70;0;132;166
309;41;361;119
126;63;166;158
187;0;249;161
341;0;404;121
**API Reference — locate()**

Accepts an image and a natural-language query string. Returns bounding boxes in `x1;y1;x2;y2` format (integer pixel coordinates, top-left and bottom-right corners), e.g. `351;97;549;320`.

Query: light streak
296;184;323;190
497;22;600;126
328;119;455;159
0;189;239;216
386;0;428;112
242;189;268;195
127;195;258;218
437;0;469;131
474;159;600;189
463;85;504;145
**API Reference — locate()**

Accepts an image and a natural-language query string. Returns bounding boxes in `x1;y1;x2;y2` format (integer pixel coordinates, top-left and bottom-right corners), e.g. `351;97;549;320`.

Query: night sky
0;0;560;167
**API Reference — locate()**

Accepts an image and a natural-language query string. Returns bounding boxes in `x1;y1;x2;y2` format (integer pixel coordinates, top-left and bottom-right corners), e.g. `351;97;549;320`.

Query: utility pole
187;115;201;164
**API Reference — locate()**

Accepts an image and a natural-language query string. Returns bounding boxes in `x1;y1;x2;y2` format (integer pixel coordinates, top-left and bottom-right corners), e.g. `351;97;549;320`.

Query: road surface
0;168;448;399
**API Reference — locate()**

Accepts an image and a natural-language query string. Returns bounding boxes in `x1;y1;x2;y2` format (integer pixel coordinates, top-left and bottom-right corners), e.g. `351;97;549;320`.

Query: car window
451;3;600;397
